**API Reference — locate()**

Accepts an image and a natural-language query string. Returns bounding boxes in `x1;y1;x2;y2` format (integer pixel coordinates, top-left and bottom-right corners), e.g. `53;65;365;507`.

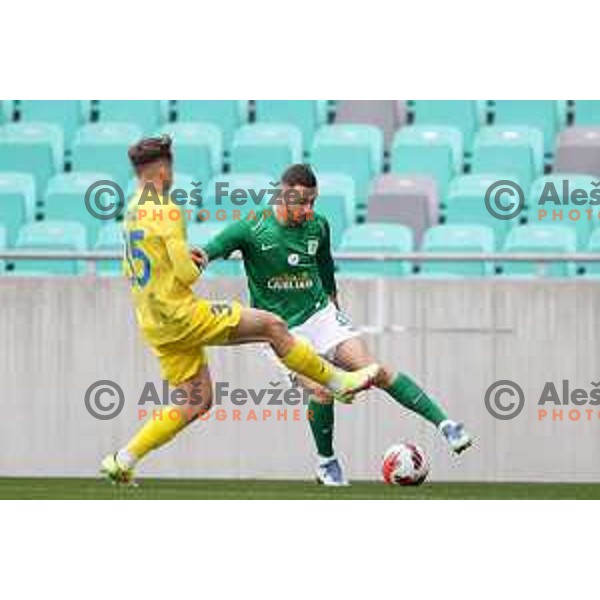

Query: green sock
385;373;448;427
308;397;334;458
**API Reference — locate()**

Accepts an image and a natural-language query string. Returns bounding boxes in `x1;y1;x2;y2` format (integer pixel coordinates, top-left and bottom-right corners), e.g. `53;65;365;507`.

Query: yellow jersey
123;191;201;346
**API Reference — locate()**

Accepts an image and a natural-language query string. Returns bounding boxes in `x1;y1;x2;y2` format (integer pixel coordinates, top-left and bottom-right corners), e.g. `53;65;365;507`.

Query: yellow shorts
152;299;243;387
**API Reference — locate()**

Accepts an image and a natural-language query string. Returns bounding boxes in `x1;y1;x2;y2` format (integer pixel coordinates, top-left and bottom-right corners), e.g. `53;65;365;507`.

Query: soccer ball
382;443;429;486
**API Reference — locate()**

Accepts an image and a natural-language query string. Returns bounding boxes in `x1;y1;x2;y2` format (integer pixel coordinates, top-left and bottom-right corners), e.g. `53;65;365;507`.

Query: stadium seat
0;100;12;122
582;228;600;277
18;100;88;149
412;101;482;152
312;124;384;206
471;126;543;189
187;223;244;277
366;174;439;248
444;174;522;249
231;124;303;177
12;220;87;275
176;101;248;151
492;101;565;155
334;100;407;150
160;122;222;183
419;225;495;277
203;173;276;223
527;174;596;249
0;173;36;246
71;123;142;190
44;172;116;244
96;100;167;133
94;222;123;276
390;126;462;197
574;101;600;125
313;173;356;249
0;122;63;192
501;224;577;277
0;225;6;272
337;224;413;277
554;127;600;176
254;100;327;150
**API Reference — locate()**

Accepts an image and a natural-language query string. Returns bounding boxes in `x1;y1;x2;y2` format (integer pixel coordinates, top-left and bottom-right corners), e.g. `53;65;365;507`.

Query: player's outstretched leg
101;365;213;484
333;337;473;455
229;308;379;404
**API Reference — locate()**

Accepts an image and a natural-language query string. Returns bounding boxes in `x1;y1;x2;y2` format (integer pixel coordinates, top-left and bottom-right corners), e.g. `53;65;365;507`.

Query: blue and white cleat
316;457;349;486
439;420;473;455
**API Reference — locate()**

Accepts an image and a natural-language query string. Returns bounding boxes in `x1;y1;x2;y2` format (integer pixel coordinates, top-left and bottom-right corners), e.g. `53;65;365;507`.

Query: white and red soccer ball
382;443;429;486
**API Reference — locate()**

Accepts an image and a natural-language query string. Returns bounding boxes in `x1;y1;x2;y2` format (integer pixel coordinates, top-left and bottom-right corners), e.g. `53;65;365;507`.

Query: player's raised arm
316;218;339;308
202;219;249;262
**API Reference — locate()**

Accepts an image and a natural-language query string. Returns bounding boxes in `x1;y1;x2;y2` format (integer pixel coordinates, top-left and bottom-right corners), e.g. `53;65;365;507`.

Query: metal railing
1;250;600;262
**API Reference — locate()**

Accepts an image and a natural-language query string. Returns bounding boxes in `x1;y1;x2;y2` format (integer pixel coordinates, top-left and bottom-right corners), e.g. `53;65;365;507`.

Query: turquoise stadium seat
95;222;123;276
444;174;522;249
312;124;384;207
574;101;600;125
187;223;244;277
231;124;302;177
96;100;167;133
18;101;88;149
254;100;328;150
391;126;462;197
44;172;115;244
0;225;6;272
471;126;543;189
582;228;600;277
527;174;596;249
203;173;276;224
501;224;577;277
313;173;356;249
12;220;87;275
176;101;248;151
0;101;12;122
160;123;222;183
419;225;495;277
0;122;63;191
412;101;482;152
492;101;565;155
337;224;413;277
71;123;142;190
0;173;36;246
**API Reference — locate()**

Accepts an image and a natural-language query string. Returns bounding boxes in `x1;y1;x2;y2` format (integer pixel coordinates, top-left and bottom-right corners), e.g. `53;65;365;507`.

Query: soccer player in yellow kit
101;136;379;484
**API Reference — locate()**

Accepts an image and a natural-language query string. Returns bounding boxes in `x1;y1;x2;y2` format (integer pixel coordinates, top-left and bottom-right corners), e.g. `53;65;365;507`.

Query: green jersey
204;212;337;328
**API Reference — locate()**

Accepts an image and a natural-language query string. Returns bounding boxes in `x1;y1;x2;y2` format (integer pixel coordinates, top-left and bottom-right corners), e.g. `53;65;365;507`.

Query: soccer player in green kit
197;164;472;485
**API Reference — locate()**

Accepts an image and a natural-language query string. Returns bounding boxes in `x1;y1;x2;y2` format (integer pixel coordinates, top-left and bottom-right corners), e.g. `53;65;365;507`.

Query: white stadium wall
1;277;600;482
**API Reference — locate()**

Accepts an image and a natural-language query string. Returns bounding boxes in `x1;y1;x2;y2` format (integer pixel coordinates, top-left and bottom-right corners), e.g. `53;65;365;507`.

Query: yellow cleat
332;363;380;404
100;453;136;486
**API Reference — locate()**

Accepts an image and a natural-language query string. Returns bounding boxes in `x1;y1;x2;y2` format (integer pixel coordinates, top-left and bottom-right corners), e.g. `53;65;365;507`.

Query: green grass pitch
1;478;600;499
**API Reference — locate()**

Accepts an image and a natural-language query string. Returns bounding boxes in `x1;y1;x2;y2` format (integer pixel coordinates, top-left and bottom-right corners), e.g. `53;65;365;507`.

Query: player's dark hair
128;135;173;173
281;163;317;188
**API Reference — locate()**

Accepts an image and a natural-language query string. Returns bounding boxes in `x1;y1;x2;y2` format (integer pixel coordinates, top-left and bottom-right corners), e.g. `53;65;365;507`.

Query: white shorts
292;302;361;360
265;303;361;384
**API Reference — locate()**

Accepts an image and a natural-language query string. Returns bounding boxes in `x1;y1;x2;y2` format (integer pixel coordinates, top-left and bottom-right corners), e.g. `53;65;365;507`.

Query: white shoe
439;420;473;455
316;457;349;486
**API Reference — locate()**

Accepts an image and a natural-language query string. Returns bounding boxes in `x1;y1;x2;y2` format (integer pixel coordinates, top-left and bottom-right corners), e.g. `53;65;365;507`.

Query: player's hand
190;247;209;270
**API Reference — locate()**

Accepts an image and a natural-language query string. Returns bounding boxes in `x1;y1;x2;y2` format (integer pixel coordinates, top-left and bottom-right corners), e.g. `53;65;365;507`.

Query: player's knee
263;313;288;341
376;366;394;388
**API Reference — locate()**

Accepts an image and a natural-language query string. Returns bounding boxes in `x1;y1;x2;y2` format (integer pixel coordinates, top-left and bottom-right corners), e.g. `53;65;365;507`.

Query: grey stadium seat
554;127;600;176
334;101;407;150
366;174;439;246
